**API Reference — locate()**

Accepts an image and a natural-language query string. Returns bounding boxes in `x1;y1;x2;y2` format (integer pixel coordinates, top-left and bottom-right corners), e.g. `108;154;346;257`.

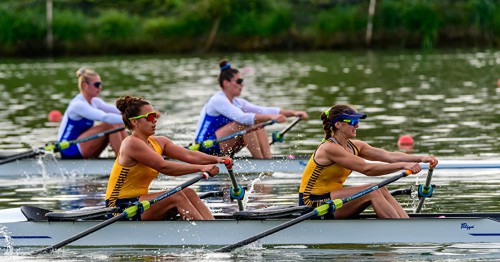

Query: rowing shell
2;155;500;177
0;206;499;247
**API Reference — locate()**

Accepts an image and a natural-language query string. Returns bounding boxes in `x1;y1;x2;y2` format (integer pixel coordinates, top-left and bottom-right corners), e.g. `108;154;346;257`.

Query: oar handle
225;159;244;211
415;167;435;213
270;117;302;145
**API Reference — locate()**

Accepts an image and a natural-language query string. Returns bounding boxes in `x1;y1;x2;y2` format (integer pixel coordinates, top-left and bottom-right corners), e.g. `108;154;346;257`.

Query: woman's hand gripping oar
30;171;212;255
215;170;413;253
225;159;245;211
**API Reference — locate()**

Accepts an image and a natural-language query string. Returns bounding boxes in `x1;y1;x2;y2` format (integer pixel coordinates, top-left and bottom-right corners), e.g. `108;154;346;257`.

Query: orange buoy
497;78;500;88
48;110;62;122
398;135;414;152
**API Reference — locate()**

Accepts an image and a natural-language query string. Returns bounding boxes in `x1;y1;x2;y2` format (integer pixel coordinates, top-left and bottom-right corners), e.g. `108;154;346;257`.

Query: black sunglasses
236;78;243;85
88;81;102;88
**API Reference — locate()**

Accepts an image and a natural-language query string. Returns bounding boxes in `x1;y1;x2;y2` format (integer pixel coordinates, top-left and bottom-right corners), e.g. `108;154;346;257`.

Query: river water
0;50;499;260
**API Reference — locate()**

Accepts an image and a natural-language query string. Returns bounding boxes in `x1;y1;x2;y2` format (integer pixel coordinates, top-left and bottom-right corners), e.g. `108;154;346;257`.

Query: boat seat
233;205;313;220
45;206;120;221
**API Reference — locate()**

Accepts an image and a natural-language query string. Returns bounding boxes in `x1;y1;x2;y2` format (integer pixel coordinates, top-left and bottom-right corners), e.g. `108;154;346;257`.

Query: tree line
1;0;499;57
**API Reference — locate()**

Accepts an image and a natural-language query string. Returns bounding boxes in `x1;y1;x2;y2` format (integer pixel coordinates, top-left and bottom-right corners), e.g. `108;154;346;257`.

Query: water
0;50;500;260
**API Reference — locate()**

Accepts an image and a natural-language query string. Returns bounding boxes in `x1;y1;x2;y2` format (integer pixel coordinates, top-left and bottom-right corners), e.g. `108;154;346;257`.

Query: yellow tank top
105;136;163;205
299;138;359;195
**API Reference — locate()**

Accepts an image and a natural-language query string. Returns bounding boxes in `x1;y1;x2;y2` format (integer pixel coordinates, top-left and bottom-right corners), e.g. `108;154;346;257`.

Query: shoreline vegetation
1;0;499;57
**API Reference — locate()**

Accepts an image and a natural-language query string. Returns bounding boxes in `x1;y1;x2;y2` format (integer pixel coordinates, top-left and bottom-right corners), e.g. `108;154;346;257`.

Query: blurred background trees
0;0;498;57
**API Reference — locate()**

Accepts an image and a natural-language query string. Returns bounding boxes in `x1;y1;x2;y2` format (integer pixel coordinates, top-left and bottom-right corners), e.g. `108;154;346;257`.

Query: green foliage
468;0;498;33
0;0;499;55
228;9;292;37
143;16;209;38
0;4;45;44
376;0;404;29
311;5;366;34
91;10;140;41
53;9;87;41
402;1;440;49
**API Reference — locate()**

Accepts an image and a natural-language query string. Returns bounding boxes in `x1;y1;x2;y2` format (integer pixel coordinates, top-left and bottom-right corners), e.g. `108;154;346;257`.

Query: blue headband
331;112;367;124
220;63;231;71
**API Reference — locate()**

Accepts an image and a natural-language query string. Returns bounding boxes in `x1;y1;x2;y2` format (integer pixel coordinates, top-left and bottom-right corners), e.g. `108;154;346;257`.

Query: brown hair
218;59;239;88
75;67;98;91
116;96;150;130
321;104;357;141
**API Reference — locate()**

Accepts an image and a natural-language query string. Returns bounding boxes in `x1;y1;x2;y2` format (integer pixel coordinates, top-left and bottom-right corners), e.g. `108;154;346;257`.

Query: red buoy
48;110;62;122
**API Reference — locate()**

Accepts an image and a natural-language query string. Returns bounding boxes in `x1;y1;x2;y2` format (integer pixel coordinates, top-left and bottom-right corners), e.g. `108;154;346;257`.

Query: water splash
0;225;14;255
243;172;272;209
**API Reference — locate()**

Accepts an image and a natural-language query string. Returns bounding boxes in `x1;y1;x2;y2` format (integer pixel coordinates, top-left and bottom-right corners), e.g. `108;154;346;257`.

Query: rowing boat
0;206;499;247
1;154;500;177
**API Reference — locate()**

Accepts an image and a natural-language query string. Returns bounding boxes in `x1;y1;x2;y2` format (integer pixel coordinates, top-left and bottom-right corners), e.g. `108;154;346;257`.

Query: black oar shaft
215;170;411;253
225;160;244;211
0;127;125;166
216;211;317;252
31;213;126;255
415;168;434;213
0;150;39;165
31;172;207;255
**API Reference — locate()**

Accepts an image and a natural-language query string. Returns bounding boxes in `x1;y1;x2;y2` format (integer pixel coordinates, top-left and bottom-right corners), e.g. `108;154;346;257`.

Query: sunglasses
129;111;159;122
341;118;359;126
88;81;102;88
236;78;243;85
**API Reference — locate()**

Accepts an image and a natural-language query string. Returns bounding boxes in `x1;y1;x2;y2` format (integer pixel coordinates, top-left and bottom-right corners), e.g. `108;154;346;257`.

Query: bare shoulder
151;135;172;146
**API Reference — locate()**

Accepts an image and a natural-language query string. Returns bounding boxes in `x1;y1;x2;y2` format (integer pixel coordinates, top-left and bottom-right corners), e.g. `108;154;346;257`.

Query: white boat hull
1;208;499;247
2;156;500;177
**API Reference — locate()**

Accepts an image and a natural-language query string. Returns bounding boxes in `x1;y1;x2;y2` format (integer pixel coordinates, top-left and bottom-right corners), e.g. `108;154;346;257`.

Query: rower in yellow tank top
299;138;359;207
106;136;162;205
106;96;233;221
298;104;438;219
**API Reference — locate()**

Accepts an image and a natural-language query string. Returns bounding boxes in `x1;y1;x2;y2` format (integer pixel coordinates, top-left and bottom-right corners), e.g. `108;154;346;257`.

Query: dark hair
116;96;150;130
218;59;239;88
320;104;357;141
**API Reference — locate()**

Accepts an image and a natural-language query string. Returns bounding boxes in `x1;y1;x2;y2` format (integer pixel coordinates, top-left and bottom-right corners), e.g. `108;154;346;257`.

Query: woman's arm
157;136;232;167
121;136;219;176
72;100;123;124
279;109;309;120
317;142;423;176
354;140;437;167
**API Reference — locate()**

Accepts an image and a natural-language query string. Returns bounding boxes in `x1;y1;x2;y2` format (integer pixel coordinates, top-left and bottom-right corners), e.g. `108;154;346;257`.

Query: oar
225;159;245;211
215;170;412;253
269;117;301;145
188;120;277;151
0;126;125;166
47;126;126;153
31;172;210;255
415;166;435;213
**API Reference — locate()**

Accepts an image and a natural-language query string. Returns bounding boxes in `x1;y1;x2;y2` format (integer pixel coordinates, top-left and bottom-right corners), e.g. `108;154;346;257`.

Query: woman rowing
194;59;308;159
106;96;232;221
299;104;438;218
57;67;127;159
